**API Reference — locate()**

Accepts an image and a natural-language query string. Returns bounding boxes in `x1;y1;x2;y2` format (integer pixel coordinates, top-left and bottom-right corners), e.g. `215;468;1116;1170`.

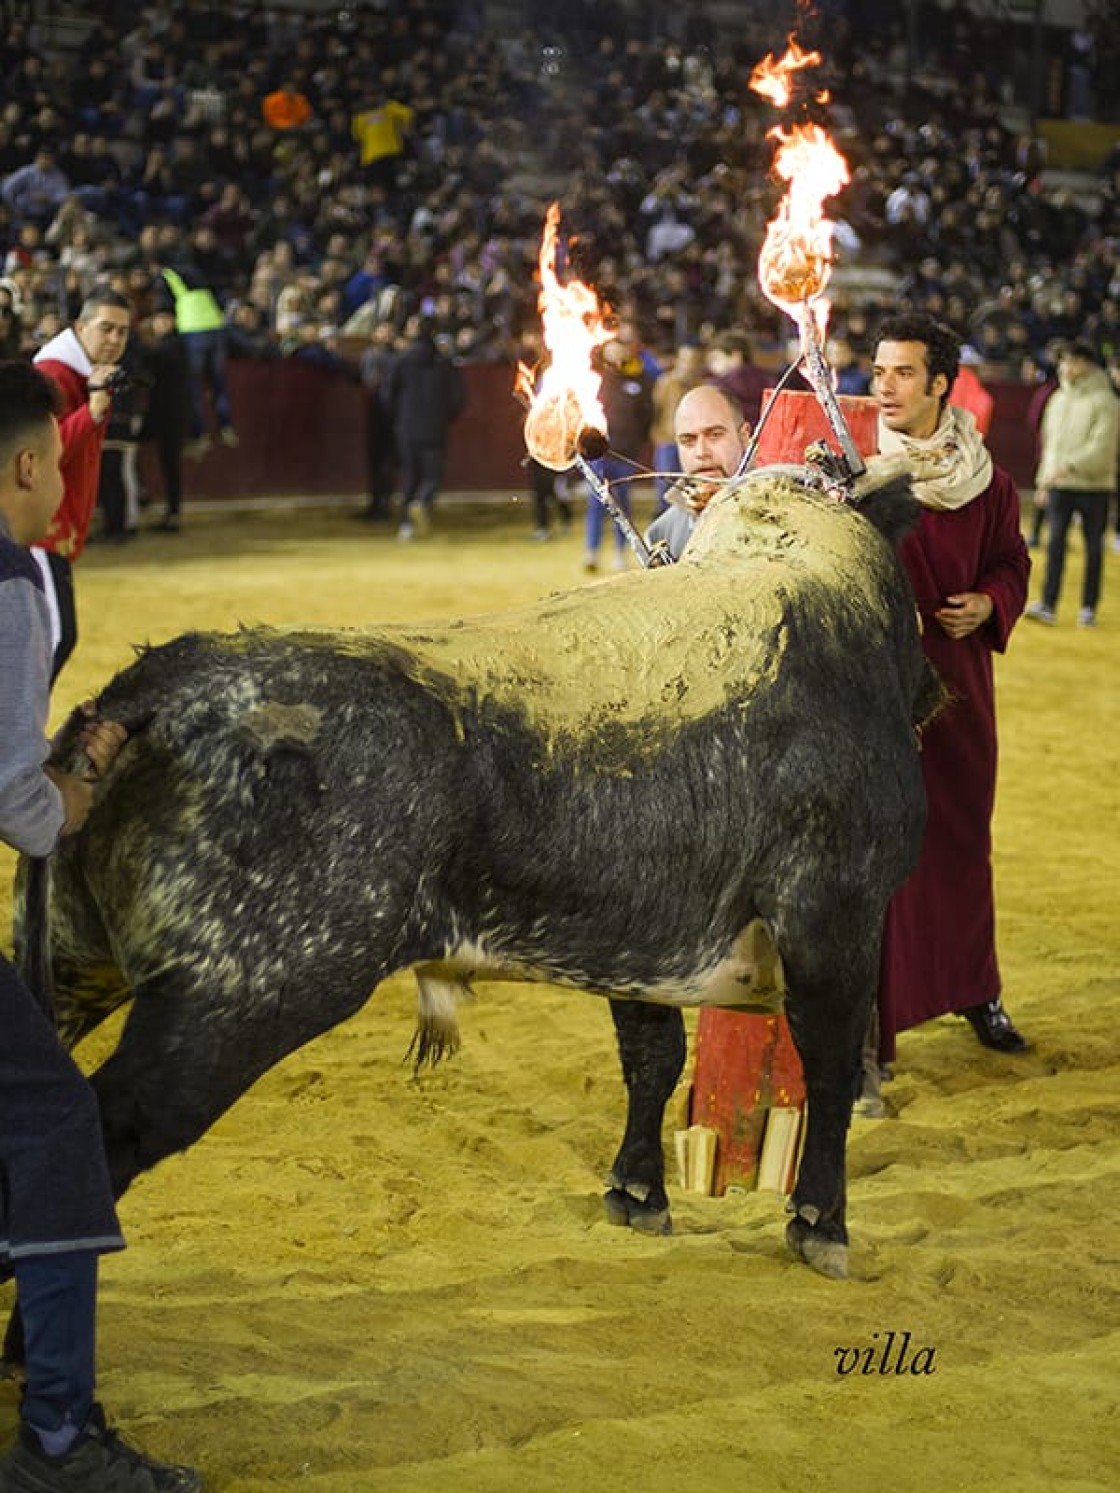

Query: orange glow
517;202;610;471
748;37;822;109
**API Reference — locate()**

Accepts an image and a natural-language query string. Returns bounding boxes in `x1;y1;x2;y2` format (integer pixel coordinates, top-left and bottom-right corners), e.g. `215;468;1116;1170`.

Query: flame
748;37;822;109
756;122;850;315
517;202;610;472
749;41;849;322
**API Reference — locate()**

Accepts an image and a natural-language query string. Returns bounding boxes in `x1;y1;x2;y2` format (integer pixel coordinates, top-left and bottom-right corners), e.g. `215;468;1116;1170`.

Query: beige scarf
876;405;993;511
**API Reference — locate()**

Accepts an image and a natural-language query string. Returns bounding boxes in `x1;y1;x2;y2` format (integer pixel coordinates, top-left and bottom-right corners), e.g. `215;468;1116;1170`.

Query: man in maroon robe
868;312;1031;1080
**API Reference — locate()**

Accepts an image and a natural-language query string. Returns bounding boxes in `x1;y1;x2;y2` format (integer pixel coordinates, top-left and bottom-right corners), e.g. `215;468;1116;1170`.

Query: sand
1;500;1117;1493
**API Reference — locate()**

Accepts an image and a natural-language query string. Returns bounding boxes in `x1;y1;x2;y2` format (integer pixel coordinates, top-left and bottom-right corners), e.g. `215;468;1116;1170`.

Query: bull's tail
14;854;56;1025
407;969;467;1071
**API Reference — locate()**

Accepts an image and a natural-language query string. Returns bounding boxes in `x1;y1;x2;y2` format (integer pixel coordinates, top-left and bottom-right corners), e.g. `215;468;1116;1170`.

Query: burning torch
516;204;666;569
746;41;867;491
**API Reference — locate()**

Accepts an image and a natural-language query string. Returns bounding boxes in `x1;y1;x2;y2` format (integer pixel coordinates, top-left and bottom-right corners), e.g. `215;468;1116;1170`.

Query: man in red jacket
31;289;131;678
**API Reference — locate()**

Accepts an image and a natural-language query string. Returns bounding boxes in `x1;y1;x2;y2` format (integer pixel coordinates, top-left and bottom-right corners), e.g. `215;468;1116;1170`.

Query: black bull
19;467;943;1280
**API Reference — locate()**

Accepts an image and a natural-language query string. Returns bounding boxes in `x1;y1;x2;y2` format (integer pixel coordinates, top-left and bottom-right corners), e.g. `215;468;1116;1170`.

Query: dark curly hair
873;312;961;409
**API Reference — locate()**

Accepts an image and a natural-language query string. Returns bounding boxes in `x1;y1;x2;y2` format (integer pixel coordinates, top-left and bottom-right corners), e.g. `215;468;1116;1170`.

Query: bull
18;464;942;1282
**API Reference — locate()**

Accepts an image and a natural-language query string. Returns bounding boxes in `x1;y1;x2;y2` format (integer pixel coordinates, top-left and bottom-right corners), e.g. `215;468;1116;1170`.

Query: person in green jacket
158;256;238;459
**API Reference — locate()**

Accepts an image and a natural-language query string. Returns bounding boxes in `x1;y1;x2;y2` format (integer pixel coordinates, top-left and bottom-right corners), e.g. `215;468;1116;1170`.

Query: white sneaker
1025;601;1056;625
1078;608;1096;627
398;521;414;542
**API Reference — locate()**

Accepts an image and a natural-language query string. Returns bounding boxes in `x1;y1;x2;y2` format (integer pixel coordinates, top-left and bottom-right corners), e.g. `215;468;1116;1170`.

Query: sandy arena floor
1;498;1117;1492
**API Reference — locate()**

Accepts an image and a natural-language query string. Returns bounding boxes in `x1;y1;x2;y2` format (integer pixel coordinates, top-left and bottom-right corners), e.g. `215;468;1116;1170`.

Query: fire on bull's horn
516;33;867;556
515;202;661;568
749;37;867;490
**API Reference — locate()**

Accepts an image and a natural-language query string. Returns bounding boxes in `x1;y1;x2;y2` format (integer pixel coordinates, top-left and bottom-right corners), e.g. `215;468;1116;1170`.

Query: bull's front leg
604;999;686;1236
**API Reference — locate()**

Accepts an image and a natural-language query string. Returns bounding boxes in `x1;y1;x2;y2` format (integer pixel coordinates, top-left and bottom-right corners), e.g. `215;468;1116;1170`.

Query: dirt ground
1;497;1117;1493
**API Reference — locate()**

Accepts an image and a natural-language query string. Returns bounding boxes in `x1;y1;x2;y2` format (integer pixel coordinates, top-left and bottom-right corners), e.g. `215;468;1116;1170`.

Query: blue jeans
15;1252;98;1437
652;441;679;516
584;454;636;555
183;328;232;438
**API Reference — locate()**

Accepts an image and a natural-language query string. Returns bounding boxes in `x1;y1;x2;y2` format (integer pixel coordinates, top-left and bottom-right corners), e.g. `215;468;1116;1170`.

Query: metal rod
735;357;802;477
573;450;657;569
797;309;867;479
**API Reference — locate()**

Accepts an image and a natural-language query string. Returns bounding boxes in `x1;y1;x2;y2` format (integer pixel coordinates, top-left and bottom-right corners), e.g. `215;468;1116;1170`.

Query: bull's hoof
785;1216;849;1279
602;1187;672;1236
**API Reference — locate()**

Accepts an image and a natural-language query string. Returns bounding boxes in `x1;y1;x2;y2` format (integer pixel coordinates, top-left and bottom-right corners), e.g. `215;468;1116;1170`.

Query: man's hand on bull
933;590;994;640
44;711;127;837
77;711;129;779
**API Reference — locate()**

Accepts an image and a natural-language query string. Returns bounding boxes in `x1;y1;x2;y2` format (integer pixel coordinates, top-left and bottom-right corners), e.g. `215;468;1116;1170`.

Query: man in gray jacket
1027;340;1120;627
0;361;201;1492
645;384;749;560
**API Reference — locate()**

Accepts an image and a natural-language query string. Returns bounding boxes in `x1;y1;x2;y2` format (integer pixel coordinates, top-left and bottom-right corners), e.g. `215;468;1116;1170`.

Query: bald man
645;384;750;560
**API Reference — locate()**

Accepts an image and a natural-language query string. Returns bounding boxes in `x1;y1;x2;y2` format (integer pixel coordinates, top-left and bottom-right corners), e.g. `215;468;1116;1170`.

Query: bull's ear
851;456;920;548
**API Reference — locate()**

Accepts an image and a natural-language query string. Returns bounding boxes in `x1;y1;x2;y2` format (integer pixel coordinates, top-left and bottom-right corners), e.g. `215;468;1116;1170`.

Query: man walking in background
1027;340;1119;627
356;322;399;524
387;317;464;540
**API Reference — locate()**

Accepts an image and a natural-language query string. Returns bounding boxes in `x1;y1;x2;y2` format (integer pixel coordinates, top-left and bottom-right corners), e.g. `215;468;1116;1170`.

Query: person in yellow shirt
351;94;415;190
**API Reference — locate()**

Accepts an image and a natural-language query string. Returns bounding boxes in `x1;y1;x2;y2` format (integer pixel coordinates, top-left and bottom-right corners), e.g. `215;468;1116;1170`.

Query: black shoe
0;1403;202;1491
153;516;181;534
961;997;1030;1053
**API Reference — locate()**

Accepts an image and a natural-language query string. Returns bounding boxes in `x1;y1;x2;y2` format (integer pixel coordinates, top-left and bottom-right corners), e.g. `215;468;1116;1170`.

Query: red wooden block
752;388;879;467
690;1011;806;1195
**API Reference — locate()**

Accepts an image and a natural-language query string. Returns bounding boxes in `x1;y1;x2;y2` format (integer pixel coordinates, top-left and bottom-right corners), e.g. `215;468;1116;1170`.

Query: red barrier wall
169;361;1039;503
171;358;528;501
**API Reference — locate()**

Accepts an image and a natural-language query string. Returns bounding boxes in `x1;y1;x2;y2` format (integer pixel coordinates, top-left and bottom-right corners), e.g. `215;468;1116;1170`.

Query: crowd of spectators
2;0;1120;397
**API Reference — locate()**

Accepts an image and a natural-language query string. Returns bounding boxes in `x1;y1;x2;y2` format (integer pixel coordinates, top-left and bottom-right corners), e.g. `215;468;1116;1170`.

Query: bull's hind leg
87;965;382;1198
780;933;877;1280
604;999;686;1236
